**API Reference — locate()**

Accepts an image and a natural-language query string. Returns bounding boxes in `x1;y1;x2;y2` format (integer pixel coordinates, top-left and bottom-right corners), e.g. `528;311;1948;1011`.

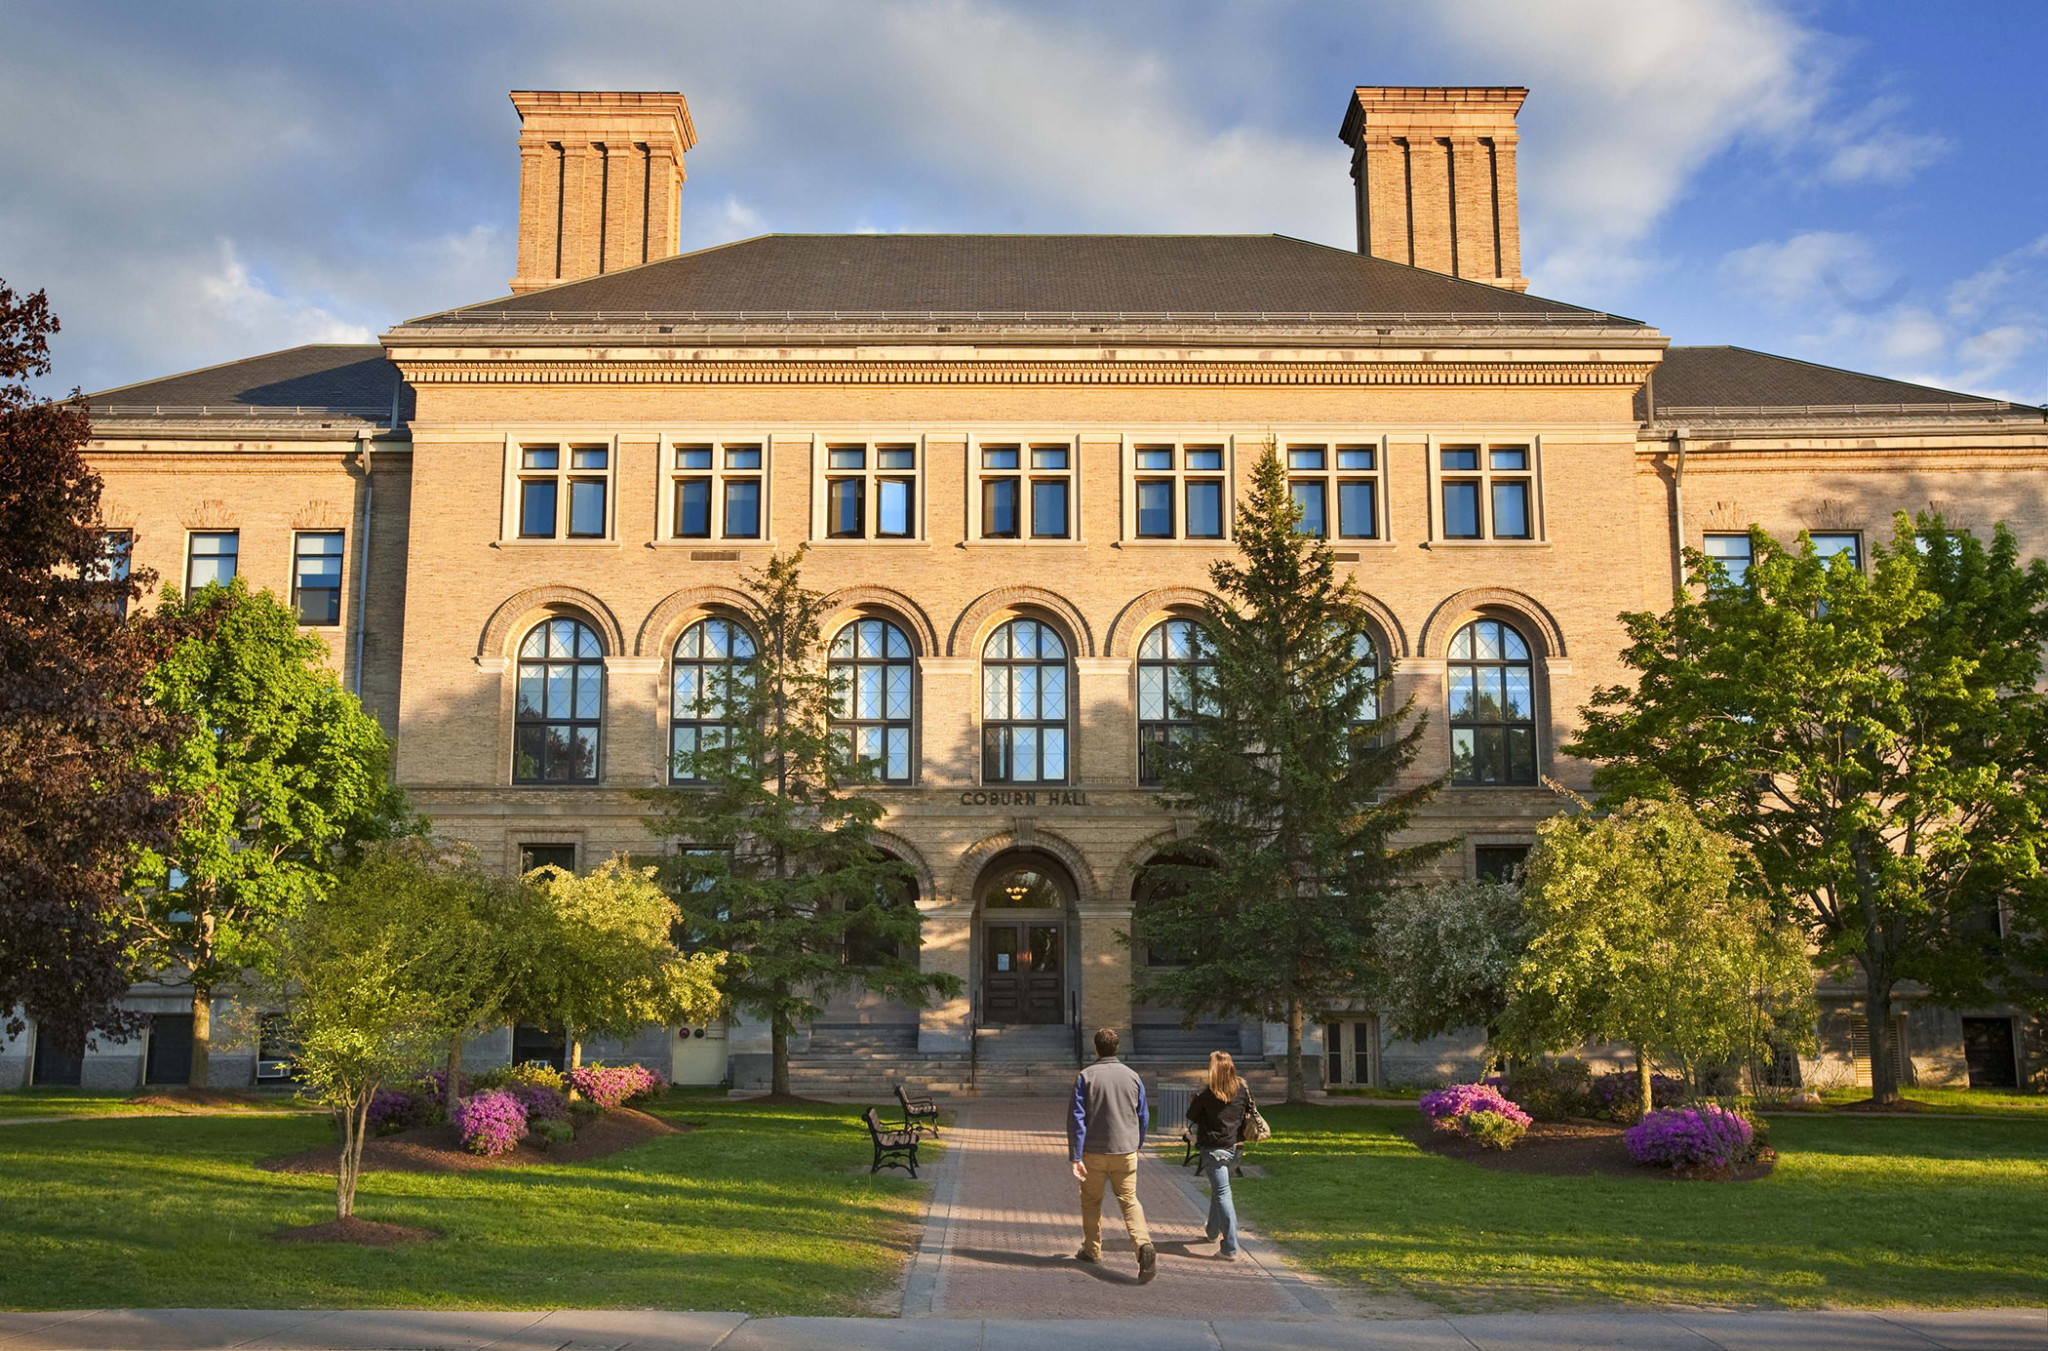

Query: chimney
1339;87;1528;292
509;90;697;294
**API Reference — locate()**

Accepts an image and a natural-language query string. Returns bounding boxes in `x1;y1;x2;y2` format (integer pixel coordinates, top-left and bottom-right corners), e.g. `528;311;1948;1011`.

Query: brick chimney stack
1339;87;1528;293
509;90;697;295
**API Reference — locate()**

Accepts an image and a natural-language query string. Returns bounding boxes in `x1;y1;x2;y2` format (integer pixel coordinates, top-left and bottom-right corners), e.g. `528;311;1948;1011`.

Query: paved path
0;1308;2041;1349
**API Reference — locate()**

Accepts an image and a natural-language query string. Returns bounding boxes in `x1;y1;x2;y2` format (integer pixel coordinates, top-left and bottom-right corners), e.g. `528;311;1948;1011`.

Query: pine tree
1135;447;1447;1101
641;548;958;1097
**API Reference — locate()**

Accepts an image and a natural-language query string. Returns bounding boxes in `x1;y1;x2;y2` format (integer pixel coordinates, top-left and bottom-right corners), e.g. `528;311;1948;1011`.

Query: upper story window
817;439;919;541
981;618;1070;784
1137;618;1213;785
829;618;915;784
515;440;613;540
1448;618;1536;786
1128;440;1228;541
1286;443;1383;539
669;440;766;541
1433;441;1538;542
186;531;238;591
515;617;604;784
972;439;1077;541
671;617;756;784
292;531;345;626
1810;532;1861;570
91;530;133;617
1703;532;1753;587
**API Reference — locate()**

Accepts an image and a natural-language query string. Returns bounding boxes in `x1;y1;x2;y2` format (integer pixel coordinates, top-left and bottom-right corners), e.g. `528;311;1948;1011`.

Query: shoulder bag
1241;1085;1273;1144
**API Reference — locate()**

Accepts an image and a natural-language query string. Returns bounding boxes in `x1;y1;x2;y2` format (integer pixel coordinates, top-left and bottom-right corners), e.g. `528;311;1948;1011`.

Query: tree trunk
1284;1000;1307;1104
569;1032;583;1071
1865;966;1901;1107
445;1036;464;1120
1635;1044;1653;1118
337;1086;372;1220
187;987;212;1090
772;1021;790;1097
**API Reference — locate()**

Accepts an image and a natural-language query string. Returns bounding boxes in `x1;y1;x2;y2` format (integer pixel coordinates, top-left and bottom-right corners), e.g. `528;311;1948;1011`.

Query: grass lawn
0;1093;926;1314
1236;1104;2048;1312
1806;1086;2046;1117
0;1088;312;1120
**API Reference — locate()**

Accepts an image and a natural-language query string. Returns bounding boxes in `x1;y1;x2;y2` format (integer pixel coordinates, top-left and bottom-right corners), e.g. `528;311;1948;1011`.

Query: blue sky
5;0;2044;403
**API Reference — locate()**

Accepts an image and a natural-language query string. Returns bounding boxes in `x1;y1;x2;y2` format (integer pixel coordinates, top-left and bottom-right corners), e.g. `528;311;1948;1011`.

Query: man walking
1068;1026;1156;1281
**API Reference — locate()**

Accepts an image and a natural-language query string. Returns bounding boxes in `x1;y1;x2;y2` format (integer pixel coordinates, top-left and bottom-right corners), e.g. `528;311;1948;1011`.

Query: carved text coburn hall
958;790;1090;808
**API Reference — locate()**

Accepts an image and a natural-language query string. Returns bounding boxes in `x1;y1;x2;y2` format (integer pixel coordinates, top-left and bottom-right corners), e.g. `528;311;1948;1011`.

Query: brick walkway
904;1096;1355;1320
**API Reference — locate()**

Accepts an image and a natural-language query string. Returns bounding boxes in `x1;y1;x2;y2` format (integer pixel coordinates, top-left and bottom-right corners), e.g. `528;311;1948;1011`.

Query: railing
399;307;1636;328
970;989;980;1092
1655;401;2017;419
1071;990;1082;1067
87;404;392;420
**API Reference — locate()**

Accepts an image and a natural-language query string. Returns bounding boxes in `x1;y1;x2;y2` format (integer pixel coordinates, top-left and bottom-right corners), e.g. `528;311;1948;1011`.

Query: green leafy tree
1371;877;1529;1067
1500;798;1814;1113
127;579;412;1086
1571;517;2048;1104
1134;448;1448;1102
513;857;726;1069
643;548;956;1097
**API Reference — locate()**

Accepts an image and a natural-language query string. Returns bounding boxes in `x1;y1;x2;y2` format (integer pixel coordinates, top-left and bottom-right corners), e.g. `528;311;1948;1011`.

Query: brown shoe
1137;1242;1157;1282
1074;1246;1100;1264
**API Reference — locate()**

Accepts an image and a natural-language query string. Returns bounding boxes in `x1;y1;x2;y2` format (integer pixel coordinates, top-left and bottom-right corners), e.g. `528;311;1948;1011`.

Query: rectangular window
723;480;760;538
982;477;1019;538
827;478;865;537
667;439;766;541
1491;480;1531;538
1032;479;1068;537
567;479;607;537
1442;481;1481;538
186;531;238;590
1291;480;1328;537
292;531;345;626
1338;480;1377;539
1287;440;1383;542
971;439;1075;542
513;440;616;541
1136;481;1174;538
1703;532;1753;586
1810;532;1861;569
675;479;712;537
92;530;133;617
877;478;914;537
1185;481;1223;538
814;440;922;540
1127;440;1229;541
1434;441;1537;541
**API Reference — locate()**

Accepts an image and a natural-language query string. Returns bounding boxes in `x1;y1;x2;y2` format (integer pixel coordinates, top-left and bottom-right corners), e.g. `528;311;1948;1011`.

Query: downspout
352;428;374;697
1648;368;1689;593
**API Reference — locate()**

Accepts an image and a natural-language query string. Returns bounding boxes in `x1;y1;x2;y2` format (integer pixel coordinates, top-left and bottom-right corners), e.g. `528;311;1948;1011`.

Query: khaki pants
1077;1150;1151;1256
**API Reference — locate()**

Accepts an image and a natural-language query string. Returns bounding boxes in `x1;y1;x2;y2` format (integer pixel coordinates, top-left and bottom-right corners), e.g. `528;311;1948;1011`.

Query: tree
256;844;482;1221
1133;447;1448;1102
513;857;726;1069
643;549;957;1097
1500;799;1813;1113
0;281;185;1042
1371;878;1529;1068
126;579;412;1087
1571;517;2048;1105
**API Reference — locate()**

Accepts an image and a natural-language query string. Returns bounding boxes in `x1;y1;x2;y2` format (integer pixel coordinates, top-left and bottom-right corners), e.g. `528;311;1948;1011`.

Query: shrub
569;1098;602;1126
1590;1070;1685;1121
506;1081;568;1123
454;1089;528;1156
528;1117;575;1150
1418;1083;1533;1149
568;1061;665;1109
1465;1109;1529;1151
365;1085;425;1135
1624;1104;1755;1171
474;1061;564;1094
1504;1059;1593;1121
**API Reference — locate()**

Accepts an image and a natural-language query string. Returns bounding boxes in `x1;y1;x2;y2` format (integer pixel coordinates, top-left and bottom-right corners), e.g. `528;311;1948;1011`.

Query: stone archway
971;849;1079;1028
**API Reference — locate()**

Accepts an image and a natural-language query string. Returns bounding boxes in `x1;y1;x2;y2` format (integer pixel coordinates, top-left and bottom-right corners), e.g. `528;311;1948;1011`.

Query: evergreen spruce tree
1135;448;1447;1101
642;548;958;1097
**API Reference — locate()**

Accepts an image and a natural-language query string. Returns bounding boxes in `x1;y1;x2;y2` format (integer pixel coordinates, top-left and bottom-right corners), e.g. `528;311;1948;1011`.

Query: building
5;85;2042;1095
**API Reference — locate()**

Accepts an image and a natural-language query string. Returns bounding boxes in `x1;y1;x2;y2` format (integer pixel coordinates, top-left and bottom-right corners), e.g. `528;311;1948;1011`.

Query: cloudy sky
5;0;2044;403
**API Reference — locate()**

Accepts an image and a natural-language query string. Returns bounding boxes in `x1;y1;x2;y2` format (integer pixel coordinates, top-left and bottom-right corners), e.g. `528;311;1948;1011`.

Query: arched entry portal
974;851;1076;1026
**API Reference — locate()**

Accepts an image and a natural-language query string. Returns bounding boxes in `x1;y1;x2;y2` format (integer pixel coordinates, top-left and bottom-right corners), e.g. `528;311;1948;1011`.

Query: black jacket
1186;1083;1250;1151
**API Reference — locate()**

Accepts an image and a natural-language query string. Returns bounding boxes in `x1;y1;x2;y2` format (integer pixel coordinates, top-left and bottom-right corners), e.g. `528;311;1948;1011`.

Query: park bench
895;1083;941;1136
864;1107;921;1178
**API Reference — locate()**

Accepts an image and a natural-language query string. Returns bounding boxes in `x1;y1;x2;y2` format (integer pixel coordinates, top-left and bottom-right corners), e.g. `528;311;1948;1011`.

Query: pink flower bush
1419;1084;1532;1130
567;1062;666;1110
1624;1105;1754;1170
454;1088;528;1156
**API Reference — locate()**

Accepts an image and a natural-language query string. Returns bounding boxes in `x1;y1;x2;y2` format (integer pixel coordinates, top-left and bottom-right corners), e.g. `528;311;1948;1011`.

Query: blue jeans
1199;1147;1241;1255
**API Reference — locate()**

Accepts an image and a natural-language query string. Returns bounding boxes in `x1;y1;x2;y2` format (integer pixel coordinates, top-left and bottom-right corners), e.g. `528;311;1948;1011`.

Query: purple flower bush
366;1085;426;1135
454;1088;528;1157
1624;1104;1755;1171
507;1081;569;1124
567;1062;667;1110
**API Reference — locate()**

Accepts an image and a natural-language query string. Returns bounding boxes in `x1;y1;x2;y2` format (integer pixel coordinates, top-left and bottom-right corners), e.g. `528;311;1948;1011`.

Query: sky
5;0;2045;404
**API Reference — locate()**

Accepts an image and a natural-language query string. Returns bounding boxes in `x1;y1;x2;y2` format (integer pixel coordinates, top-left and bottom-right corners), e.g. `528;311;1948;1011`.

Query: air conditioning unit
255;1059;294;1080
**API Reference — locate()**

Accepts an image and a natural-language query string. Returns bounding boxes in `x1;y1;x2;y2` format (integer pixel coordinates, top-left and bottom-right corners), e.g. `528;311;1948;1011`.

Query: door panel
145;1014;193;1085
984;923;1024;1024
983;922;1063;1025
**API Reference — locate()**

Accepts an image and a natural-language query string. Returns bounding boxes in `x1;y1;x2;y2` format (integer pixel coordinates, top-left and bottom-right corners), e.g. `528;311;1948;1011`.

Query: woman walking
1185;1050;1251;1259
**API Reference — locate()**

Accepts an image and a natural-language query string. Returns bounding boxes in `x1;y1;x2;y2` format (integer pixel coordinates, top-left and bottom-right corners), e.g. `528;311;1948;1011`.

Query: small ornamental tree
0;281;185;1042
1571;517;2048;1104
1371;878;1530;1068
1501;798;1814;1113
127;579;413;1086
643;549;957;1097
1135;447;1448;1102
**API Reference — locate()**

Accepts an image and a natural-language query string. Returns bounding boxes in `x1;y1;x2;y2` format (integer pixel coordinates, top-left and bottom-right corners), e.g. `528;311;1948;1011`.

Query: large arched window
845;857;919;967
671;617;756;783
515;617;604;783
1137;617;1212;785
1448;618;1536;785
830;617;915;784
981;618;1069;784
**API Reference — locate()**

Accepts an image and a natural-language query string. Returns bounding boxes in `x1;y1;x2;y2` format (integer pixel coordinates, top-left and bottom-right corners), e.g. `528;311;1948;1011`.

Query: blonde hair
1207;1050;1242;1101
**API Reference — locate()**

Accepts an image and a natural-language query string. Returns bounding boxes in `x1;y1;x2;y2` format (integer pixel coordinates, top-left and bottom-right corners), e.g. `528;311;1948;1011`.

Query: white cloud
1720;231;1897;311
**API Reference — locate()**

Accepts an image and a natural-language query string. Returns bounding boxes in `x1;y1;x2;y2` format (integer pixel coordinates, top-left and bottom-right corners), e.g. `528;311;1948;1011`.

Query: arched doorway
974;851;1075;1026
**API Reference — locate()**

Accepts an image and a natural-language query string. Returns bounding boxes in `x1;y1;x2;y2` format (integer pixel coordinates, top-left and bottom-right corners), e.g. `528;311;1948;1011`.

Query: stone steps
781;1051;1293;1098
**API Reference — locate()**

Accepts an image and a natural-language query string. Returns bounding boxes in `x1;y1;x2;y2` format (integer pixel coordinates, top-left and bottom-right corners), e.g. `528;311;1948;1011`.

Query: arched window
1448;618;1536;785
515;617;603;783
1352;631;1380;728
981;618;1069;784
671;617;756;783
1137;617;1212;785
845;858;919;967
830;617;915;784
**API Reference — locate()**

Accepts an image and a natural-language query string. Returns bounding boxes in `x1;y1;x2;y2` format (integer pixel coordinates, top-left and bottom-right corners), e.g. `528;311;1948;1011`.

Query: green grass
0;1094;927;1313
1234;1104;2048;1312
0;1088;311;1120
1806;1086;2047;1116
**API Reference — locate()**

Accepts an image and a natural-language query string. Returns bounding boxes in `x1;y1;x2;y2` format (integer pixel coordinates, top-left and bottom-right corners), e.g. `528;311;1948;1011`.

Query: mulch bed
1409;1117;1776;1182
257;1106;686;1175
268;1217;440;1246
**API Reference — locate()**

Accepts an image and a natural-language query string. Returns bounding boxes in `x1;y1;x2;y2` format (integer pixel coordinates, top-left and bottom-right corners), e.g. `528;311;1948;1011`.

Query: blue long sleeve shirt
1068;1057;1148;1162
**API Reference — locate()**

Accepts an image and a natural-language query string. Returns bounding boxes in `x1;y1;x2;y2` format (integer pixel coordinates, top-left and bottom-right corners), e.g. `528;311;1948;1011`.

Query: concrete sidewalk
0;1308;2041;1350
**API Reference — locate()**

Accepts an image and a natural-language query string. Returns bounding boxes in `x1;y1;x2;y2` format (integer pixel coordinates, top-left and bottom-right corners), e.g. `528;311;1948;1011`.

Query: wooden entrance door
983;922;1064;1024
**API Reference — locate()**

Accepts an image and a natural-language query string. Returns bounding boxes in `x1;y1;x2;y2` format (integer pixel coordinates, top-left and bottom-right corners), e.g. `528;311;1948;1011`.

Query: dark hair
1093;1027;1120;1058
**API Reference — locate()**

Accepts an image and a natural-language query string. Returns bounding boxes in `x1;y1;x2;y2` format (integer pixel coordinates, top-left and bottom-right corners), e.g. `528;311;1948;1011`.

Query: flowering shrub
366;1085;427;1135
1465;1109;1528;1151
567;1062;666;1109
474;1061;563;1094
1419;1083;1533;1150
1624;1105;1755;1171
506;1082;569;1123
454;1089;528;1156
1590;1071;1685;1121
